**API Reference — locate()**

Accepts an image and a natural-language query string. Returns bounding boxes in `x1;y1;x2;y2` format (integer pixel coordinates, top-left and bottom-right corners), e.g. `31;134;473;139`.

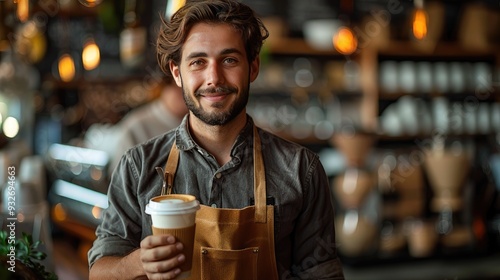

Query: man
88;1;344;279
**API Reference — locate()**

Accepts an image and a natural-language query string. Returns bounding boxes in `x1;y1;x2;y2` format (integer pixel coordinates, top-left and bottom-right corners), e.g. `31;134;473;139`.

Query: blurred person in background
107;76;188;175
85;75;188;176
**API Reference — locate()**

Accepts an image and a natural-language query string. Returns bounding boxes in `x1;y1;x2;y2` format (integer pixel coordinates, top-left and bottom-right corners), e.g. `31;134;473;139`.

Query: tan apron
163;126;279;280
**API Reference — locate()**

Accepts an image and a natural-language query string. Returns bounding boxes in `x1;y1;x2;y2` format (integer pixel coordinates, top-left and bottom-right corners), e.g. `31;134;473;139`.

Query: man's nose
206;62;224;87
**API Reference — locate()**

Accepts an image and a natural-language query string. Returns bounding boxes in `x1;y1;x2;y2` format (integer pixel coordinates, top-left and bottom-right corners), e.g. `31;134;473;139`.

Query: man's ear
169;61;182;87
249;56;260;83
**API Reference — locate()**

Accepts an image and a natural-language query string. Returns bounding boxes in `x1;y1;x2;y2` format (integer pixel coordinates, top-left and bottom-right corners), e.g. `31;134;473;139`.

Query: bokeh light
16;0;29;22
78;0;103;8
166;0;186;19
3;116;20;138
53;203;67;221
333;27;358;55
413;9;428;40
58;53;76;82
82;39;100;70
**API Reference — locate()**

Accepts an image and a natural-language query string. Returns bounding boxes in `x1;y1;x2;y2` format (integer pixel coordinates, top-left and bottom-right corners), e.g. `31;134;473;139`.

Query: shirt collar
174;114;255;155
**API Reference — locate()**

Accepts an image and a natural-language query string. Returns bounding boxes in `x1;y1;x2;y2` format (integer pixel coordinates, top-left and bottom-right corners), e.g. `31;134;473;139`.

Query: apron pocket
200;246;259;280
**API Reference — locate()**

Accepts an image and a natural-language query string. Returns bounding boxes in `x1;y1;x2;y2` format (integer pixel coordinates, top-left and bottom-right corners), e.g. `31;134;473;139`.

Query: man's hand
140;235;186;280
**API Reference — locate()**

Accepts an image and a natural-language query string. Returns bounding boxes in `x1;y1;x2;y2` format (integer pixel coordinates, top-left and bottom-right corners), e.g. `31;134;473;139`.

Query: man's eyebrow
220;48;243;56
185;48;243;60
186;52;207;60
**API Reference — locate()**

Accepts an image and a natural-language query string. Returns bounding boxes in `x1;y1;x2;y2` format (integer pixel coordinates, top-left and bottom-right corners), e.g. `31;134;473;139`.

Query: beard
183;83;249;126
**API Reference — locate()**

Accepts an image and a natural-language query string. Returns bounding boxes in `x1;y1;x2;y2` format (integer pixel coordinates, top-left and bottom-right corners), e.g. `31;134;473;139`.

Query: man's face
169;23;259;126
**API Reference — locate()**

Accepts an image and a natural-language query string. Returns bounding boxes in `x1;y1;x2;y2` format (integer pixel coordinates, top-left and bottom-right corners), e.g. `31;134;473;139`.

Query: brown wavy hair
156;0;269;76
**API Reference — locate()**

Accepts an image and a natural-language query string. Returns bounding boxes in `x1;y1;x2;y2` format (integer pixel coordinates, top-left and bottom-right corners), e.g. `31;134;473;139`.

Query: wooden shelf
378;90;500;101
42;74;146;90
265;37;343;57
376;133;492;142
376;41;499;59
32;2;99;18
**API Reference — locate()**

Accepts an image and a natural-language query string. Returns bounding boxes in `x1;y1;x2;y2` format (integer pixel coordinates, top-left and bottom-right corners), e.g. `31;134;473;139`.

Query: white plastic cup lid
145;194;200;215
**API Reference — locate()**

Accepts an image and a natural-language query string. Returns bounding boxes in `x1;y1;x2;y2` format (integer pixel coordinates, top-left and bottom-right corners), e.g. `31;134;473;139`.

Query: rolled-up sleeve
88;152;144;268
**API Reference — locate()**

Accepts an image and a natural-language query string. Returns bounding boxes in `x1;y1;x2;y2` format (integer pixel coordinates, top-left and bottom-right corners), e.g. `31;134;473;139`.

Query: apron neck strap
253;125;267;223
163;142;180;195
163;125;268;223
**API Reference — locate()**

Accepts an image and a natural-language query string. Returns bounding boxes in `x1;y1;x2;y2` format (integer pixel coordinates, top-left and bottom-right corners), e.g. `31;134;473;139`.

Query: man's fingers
147;267;182;280
140;235;176;249
139;235;186;279
141;243;183;262
143;253;185;273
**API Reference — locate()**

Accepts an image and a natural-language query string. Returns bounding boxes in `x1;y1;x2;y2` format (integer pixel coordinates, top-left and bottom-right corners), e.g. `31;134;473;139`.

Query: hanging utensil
155;167;167;196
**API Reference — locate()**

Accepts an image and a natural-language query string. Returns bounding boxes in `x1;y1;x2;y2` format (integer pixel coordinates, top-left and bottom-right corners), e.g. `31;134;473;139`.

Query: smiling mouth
196;86;237;97
202;94;228;102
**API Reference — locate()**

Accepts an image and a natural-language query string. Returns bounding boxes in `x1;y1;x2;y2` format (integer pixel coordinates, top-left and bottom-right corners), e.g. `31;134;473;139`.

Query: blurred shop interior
1;0;500;279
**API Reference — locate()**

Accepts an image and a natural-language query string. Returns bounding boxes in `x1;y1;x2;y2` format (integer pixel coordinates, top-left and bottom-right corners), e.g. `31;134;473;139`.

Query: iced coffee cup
145;194;200;279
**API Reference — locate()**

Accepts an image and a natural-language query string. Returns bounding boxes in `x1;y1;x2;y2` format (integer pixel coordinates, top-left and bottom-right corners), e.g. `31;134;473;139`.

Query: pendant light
333;0;358;55
16;0;29;23
53;19;79;82
14;20;47;64
412;0;428;40
82;37;100;71
57;53;76;82
334;27;358;55
78;0;104;8
120;0;147;69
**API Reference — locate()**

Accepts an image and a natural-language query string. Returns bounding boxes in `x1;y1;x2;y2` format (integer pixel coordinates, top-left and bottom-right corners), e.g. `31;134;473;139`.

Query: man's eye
190;60;204;66
224;58;237;64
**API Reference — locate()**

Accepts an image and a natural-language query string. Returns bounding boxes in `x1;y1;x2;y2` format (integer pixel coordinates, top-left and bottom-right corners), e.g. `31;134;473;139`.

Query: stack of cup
145;194;200;279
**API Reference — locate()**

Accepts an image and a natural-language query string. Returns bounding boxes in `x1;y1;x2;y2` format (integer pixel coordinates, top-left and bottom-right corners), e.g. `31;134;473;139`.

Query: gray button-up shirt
88;115;344;279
